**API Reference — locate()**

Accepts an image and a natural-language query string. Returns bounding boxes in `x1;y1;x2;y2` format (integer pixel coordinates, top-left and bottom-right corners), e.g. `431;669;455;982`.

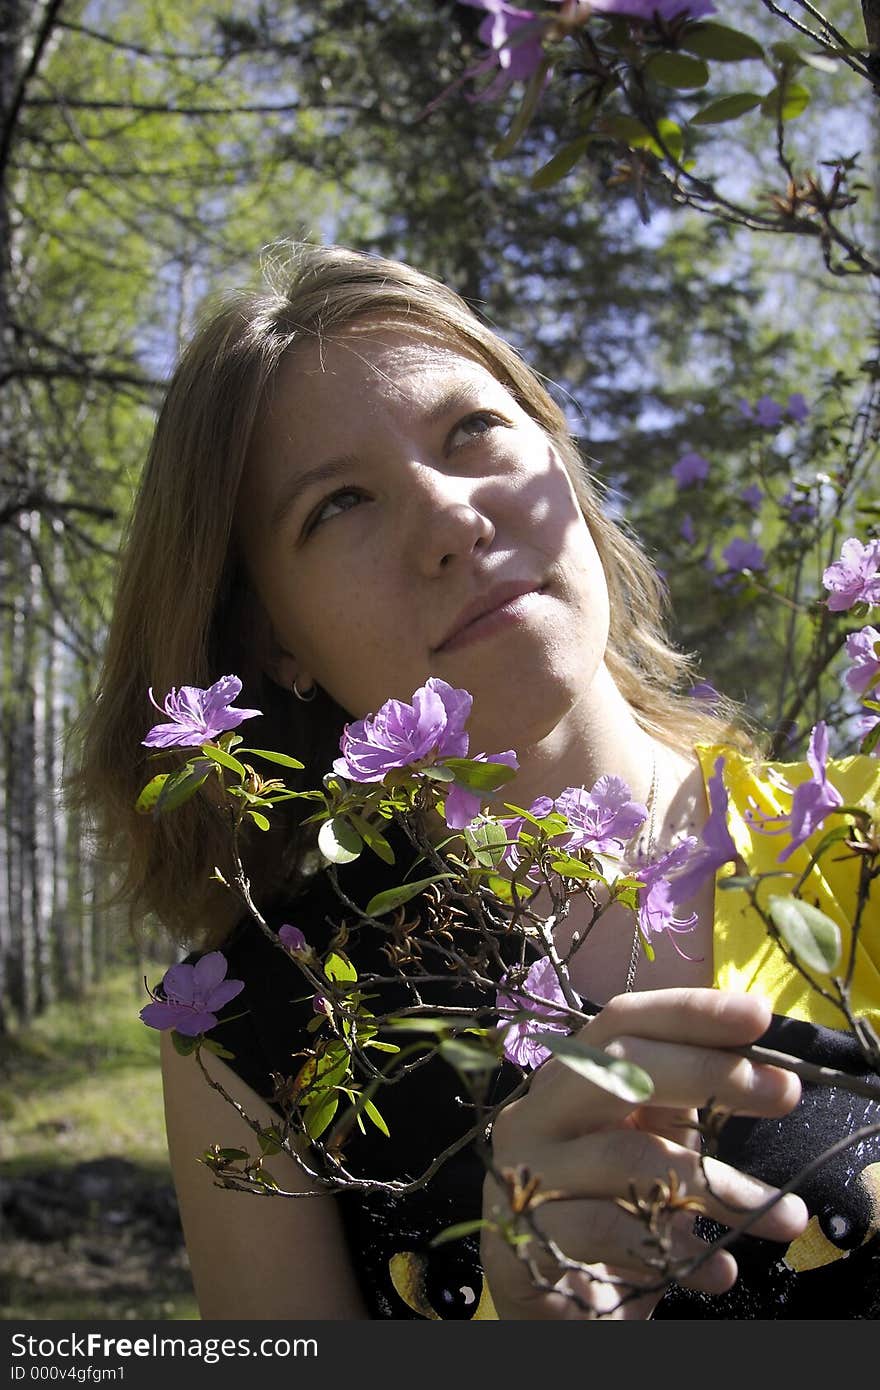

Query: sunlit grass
0;963;170;1172
0;962;199;1320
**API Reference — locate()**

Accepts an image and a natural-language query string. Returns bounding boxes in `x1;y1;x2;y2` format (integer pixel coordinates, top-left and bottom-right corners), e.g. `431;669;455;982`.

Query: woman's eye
305;488;366;535
447;411;506;450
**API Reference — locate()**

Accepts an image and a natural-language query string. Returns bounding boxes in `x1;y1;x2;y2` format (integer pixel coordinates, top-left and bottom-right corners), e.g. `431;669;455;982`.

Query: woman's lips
434;584;545;654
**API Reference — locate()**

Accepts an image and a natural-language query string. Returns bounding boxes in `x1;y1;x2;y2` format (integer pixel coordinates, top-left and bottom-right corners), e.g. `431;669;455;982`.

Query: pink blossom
334;679;471;780
822;537;880;613
844;626;880;698
140;952;244;1036
671;451;710;489
495;955;576;1069
776;722;844;862
667;756;738;904
143;675;260;749
635;840;701;958
722;537;765;573
739;395;784;429
556;776;647;856
749;722;844;862
279;924;308;953
740;483;763;512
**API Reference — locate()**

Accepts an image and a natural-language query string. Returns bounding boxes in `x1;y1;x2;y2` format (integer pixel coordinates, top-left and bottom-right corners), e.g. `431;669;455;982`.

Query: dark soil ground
0;1157;198;1320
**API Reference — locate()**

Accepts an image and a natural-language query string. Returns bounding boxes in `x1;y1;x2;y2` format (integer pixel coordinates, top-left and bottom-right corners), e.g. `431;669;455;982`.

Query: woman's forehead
282;322;505;403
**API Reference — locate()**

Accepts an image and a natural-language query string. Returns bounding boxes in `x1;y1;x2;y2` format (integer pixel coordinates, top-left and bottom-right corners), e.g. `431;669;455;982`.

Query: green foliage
767;894;843;973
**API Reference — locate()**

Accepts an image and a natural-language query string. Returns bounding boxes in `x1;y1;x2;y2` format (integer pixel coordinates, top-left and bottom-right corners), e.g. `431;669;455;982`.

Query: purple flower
822;537;880;613
856;707;880;755
279;924;309;953
667;756;738;904
457;2;548;99
140;952;244;1036
142;675;261;749
740;483;763;512
444;750;519;830
779;722;844;860
679;513;696;546
722;537;765;573
556;775;647;856
781;489;816;525
495;955;576;1070
636;840;701;957
589;0;716;17
671;451;710;489
844;626;880;698
786;392;809;422
739;395;784;429
334;678;471;780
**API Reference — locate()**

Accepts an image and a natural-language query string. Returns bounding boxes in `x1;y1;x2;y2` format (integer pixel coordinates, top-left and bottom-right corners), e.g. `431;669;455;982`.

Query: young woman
75;243;880;1320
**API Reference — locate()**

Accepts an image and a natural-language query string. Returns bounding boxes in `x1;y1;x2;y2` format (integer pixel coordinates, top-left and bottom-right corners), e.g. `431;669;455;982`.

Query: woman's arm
160;1030;370;1320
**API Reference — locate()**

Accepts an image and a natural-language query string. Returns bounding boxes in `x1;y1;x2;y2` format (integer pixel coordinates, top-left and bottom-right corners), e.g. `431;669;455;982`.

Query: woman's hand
481;988;808;1320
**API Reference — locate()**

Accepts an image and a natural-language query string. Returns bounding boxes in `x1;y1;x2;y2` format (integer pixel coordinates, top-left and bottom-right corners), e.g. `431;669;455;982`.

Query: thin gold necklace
625;752;658;993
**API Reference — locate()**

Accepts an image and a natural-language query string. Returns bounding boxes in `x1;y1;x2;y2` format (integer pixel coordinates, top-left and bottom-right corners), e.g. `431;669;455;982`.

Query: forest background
0;0;878;1318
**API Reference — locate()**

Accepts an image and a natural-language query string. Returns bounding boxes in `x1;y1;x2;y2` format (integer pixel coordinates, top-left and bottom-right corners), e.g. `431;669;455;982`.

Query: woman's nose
406;470;495;575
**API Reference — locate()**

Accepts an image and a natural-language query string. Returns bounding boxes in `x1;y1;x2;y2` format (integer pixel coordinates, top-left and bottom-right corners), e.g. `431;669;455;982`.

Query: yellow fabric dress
697;744;880;1032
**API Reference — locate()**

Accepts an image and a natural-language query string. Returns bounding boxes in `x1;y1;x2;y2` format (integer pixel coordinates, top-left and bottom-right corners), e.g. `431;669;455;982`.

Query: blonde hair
73;242;755;947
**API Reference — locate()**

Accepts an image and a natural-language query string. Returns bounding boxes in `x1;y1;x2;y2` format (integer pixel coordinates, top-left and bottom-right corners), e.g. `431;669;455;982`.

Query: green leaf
364;874;453;918
170;1030;199;1056
760;82;811;121
680;22;764;61
384;1014;476;1034
533;1034;655;1104
800;52;839;73
690;92;763;126
237;747;304;769
258;1129;284;1155
216;1147;249;1162
248;810;270;831
718;874;759;891
439;1037;499;1074
493;56;552;157
769;41;804;70
135;773;170;814
429;1219;488;1248
767;895;842;973
318;815;363;864
324;951;357;984
862;722;880;756
154;760;214;814
529;134;594;190
601;113;683;161
303;1089;339;1140
464;818;510;869
420;764;455;782
443;757;518;793
548;855;604;881
199;1037;236;1059
646;52;709;89
601;113;654;145
200;743;247;777
348;813;395;865
362;1097;390;1137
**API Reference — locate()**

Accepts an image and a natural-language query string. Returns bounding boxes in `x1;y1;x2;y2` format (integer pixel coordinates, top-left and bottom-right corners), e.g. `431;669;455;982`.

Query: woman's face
237;323;611;754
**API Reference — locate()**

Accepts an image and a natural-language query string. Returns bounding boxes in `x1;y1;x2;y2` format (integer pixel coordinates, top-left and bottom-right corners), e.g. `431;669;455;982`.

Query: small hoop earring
292;675;317;703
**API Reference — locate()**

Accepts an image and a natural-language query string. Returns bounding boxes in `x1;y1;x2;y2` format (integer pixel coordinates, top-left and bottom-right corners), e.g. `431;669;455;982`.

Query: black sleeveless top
200;849;880;1320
